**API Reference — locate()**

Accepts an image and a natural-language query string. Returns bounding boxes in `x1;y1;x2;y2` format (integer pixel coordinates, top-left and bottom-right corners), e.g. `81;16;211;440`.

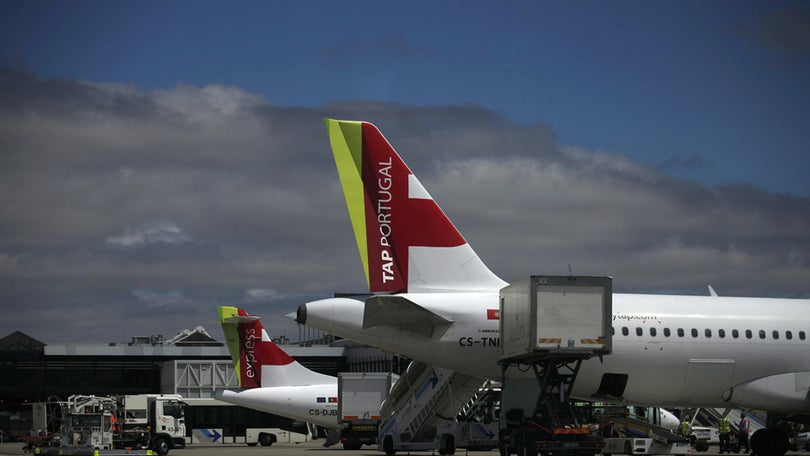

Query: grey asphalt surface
1;441;808;456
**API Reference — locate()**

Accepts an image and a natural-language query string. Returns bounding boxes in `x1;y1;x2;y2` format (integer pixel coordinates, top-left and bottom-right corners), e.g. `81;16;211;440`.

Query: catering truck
337;372;396;450
499;276;612;456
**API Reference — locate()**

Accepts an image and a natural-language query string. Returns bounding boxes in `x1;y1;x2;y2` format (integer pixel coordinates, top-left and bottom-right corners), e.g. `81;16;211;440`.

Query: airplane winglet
324;119;370;287
708;285;718;297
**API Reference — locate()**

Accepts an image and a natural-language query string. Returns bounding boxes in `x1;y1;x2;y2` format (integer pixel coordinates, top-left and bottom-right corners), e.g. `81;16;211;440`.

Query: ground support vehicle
601;414;689;456
25;395;185;456
436;420;500;452
244;427;309;446
377;361;492;455
119;394;185;454
498;276;613;456
498;357;605;456
337;372;396;450
794;432;810;451
602;437;689;456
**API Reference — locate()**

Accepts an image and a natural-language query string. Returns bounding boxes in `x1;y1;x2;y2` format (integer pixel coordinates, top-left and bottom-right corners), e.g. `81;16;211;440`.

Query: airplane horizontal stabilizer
223;315;260;323
363;295;453;337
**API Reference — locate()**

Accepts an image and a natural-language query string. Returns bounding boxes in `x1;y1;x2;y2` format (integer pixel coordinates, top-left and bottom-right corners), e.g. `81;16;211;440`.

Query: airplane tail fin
324;119;506;294
218;306;334;388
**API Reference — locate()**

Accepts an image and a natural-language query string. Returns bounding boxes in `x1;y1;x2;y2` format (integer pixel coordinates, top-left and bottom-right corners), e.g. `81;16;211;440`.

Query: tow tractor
498;276;612;456
600;407;690;456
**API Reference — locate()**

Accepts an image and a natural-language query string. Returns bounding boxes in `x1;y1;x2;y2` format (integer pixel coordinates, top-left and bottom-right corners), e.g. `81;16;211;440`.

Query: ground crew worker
680;419;691;438
719;416;731;453
738;413;750;453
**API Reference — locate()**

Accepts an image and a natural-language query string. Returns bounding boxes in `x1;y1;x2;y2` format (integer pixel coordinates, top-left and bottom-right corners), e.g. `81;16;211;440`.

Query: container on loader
499;276;612;456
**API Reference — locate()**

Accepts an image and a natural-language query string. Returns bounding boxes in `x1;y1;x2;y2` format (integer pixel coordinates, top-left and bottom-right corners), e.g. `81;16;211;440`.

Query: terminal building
0;328;409;442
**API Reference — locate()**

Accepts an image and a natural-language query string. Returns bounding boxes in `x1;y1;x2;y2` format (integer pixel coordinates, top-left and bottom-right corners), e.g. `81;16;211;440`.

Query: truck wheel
439;433;455;455
153;437;169;456
383;434;396;455
751;429;789;456
342;439;362;450
259;433;275;446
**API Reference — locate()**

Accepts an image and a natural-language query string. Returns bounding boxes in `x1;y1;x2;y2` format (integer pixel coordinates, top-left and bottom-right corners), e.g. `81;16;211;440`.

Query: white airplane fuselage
301;292;810;413
215;384;339;428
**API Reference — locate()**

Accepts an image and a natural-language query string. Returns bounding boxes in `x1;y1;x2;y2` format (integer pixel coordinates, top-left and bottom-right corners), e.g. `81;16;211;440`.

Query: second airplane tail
324;119;506;294
218;306;334;388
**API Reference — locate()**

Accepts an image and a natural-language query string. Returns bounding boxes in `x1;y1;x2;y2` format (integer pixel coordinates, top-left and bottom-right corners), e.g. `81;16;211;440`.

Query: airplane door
680;359;735;403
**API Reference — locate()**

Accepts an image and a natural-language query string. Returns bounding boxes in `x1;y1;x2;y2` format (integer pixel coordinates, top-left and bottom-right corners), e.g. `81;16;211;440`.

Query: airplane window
745;330;752;339
691;328;698;338
732;329;739;339
636;327;643;336
677;328;684;337
759;330;766;339
650;328;657;337
772;330;779;340
800;331;806;340
718;329;725;338
663;328;671;337
612;327;615;335
705;329;712;338
622;327;629;336
786;331;792;340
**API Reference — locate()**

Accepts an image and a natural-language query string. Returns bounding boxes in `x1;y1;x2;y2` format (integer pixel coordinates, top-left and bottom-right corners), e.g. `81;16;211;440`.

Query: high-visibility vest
681;421;691;436
719;418;731;433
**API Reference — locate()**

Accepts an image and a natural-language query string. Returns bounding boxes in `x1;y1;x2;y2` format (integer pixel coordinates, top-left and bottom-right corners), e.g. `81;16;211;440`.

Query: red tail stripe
360;122;465;292
236;308;294;387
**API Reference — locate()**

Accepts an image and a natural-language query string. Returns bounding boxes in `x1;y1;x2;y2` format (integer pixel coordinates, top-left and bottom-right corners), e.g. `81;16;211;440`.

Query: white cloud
106;221;191;247
0;66;807;343
245;288;285;303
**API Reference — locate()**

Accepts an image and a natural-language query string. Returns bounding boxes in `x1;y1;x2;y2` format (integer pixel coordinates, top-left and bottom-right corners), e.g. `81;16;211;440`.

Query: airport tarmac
1;441;809;456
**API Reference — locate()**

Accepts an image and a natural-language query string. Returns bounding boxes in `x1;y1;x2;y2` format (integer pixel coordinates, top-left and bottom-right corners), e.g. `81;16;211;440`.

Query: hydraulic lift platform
498;276;612;456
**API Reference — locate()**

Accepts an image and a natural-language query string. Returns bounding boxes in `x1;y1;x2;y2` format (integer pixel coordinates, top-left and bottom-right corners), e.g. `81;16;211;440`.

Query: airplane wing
363;295;453;337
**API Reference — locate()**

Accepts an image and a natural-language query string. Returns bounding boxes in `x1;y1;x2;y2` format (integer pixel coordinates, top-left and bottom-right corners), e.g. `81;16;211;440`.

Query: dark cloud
0;66;807;343
730;6;810;65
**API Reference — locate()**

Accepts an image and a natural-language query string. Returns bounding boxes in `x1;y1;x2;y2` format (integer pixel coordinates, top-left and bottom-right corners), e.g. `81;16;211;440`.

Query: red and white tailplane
324;119;506;294
218;306;334;388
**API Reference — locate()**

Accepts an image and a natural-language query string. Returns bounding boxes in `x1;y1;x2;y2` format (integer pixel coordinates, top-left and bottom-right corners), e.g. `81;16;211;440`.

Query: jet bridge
499;275;612;456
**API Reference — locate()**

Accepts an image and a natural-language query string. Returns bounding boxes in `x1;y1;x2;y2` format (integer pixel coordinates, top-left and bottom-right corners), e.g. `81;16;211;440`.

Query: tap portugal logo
376;156;395;284
360;122;464;292
326;119;467;293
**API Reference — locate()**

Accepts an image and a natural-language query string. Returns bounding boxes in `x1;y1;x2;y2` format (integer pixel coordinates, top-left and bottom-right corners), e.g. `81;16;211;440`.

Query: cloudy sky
1;1;808;344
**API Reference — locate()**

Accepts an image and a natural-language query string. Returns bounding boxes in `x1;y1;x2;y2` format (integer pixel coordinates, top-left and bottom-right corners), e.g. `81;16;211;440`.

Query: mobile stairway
684;407;767;452
378;361;493;455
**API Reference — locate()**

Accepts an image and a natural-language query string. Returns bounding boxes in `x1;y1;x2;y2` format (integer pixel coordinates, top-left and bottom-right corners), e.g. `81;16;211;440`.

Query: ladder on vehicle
378;361;485;453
